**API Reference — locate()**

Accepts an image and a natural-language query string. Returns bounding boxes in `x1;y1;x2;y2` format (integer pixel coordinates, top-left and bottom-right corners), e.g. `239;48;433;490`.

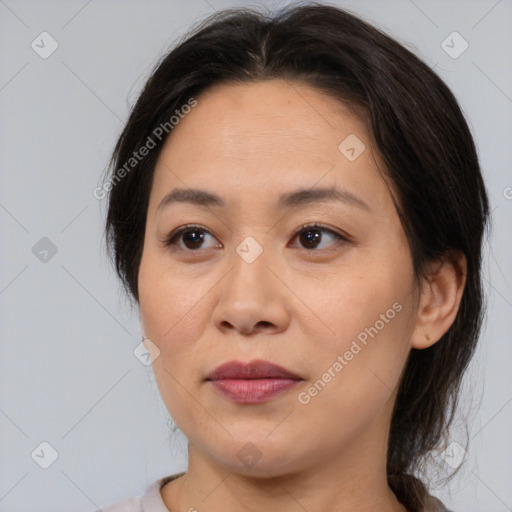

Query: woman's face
138;80;421;476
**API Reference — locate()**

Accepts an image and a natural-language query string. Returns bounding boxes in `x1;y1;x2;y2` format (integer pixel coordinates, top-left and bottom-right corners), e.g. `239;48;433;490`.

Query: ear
411;250;467;349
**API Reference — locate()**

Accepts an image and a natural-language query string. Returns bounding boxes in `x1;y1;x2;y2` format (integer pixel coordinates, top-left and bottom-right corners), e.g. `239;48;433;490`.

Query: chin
226;458;299;479
205;439;310;479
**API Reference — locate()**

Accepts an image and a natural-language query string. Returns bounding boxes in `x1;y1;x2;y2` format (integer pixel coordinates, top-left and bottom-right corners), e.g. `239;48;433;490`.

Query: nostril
218;320;276;335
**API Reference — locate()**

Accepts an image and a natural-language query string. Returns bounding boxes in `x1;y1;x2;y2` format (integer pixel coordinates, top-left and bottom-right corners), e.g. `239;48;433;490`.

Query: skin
137;79;466;512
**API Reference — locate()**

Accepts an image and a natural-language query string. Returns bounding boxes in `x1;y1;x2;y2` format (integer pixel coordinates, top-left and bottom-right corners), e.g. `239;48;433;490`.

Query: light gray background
1;0;511;510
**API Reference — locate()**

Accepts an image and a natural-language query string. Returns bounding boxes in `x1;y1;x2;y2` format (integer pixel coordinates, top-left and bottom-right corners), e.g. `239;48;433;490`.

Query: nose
211;247;291;336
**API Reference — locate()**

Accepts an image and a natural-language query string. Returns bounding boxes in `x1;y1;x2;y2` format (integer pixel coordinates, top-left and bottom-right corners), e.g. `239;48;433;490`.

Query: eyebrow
278;186;370;211
157;186;370;212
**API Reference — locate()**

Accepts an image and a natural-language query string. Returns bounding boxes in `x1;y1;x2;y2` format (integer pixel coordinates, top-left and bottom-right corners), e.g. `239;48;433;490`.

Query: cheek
138;252;210;342
296;259;412;351
295;301;412;446
294;257;415;413
138;261;209;425
138;261;214;416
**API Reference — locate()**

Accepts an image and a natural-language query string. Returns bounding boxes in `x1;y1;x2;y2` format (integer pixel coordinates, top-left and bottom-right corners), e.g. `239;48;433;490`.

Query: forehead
169;79;369;153
150;80;390;211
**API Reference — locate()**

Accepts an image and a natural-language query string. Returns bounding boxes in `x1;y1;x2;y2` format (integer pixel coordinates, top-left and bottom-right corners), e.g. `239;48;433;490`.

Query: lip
206;359;303;404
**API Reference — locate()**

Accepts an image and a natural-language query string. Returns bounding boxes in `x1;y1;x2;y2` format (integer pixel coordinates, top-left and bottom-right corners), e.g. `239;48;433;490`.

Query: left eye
290;224;347;250
165;225;221;251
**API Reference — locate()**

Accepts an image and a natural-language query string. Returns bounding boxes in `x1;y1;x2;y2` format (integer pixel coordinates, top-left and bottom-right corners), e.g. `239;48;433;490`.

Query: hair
104;2;489;510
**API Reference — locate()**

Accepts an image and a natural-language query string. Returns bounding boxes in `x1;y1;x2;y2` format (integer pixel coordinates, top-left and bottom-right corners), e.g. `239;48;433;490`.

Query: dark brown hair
104;3;489;510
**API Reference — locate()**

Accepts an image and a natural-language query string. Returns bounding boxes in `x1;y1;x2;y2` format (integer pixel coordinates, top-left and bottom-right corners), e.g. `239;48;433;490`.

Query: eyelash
163;223;350;253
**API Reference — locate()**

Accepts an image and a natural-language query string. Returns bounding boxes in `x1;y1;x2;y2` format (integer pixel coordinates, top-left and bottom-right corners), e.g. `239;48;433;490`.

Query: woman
99;2;489;511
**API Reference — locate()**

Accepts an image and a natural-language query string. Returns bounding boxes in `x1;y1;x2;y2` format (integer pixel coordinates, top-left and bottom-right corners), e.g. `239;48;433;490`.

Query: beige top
95;472;451;512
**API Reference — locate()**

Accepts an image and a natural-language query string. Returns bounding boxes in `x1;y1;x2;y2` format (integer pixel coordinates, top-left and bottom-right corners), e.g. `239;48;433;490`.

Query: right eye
164;224;222;252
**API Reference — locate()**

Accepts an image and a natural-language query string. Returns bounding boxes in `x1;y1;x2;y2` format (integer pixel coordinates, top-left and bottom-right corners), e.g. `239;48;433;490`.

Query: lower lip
208;378;301;403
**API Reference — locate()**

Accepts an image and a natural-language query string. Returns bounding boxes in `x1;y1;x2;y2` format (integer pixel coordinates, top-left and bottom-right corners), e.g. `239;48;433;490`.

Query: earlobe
411;251;467;349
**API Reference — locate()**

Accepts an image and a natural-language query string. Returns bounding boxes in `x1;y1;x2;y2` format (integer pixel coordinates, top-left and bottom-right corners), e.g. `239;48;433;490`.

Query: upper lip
206;359;303;381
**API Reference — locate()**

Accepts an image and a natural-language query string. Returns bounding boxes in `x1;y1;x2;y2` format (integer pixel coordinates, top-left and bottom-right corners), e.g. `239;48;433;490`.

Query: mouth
205;359;304;404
